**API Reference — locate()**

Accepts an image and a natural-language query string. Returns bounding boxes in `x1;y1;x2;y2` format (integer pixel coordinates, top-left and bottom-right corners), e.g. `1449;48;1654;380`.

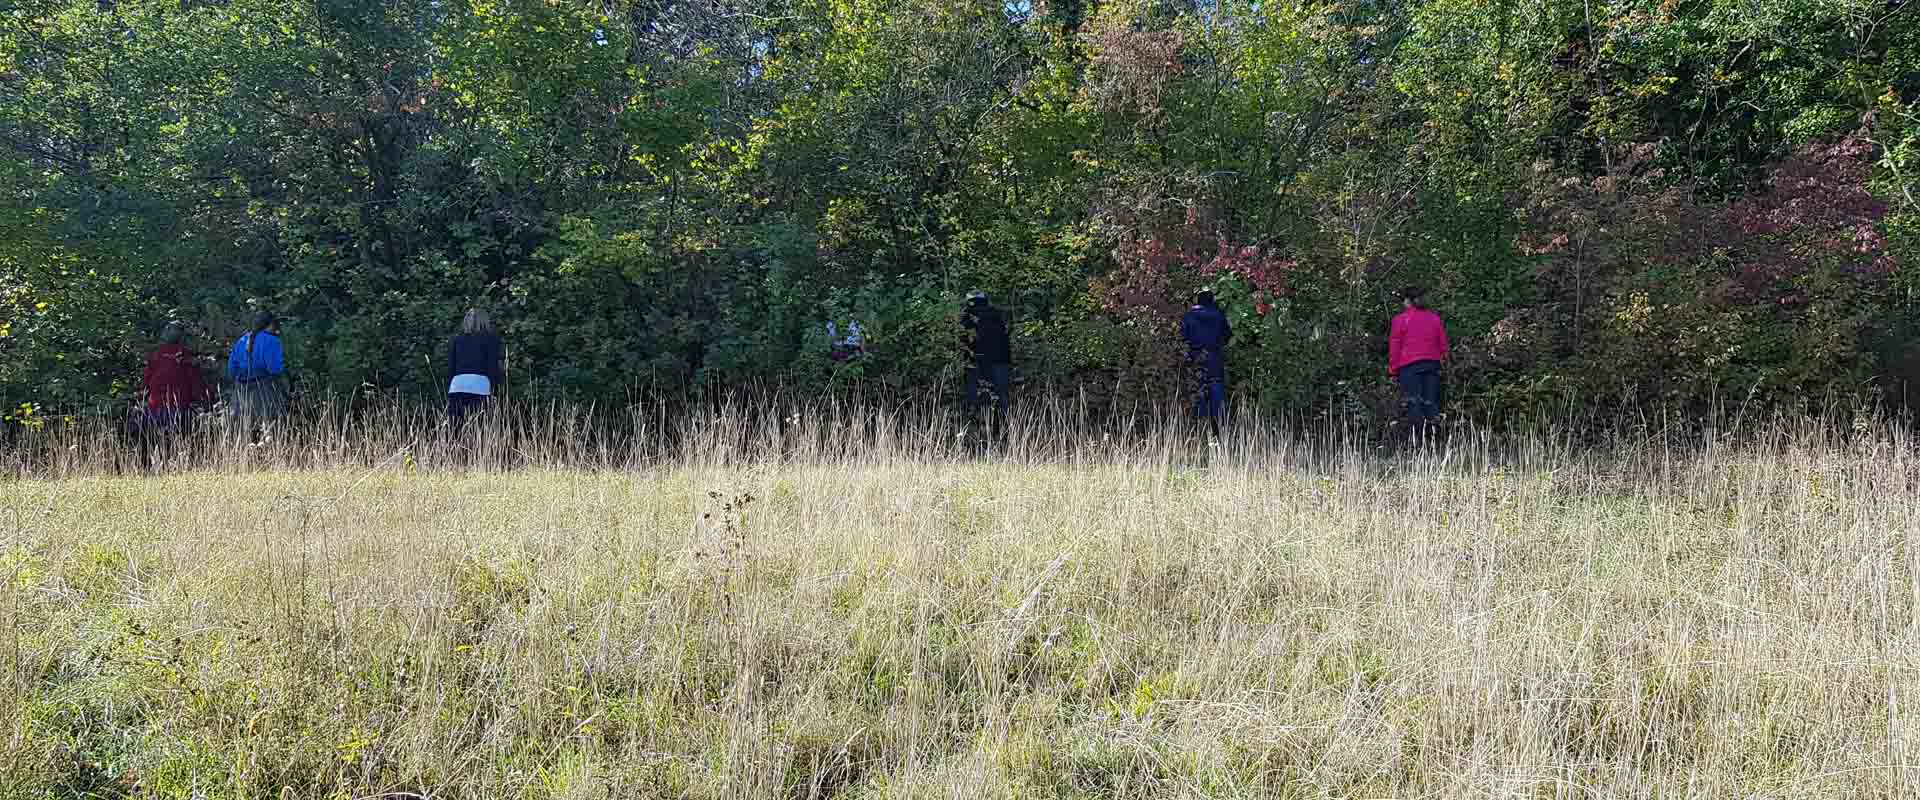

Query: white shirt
449;374;491;396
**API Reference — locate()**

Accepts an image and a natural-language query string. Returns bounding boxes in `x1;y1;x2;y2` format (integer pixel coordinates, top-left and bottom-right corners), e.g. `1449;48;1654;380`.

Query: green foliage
2;0;1914;422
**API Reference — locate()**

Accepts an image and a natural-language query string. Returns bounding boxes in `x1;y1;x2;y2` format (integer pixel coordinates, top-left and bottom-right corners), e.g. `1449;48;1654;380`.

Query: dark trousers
966;362;1010;425
1397;360;1443;428
1188;348;1226;421
135;406;195;436
448;392;489;432
133;407;195;471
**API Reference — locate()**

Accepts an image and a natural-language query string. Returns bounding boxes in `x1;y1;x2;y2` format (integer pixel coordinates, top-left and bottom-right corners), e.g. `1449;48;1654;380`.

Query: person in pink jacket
1388;287;1449;432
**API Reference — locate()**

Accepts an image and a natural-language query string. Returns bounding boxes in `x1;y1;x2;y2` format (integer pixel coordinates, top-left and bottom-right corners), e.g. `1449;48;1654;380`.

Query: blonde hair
461;308;494;335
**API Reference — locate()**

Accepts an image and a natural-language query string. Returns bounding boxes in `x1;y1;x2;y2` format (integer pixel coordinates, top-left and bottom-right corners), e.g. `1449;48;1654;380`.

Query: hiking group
136;288;1449;442
133;308;506;444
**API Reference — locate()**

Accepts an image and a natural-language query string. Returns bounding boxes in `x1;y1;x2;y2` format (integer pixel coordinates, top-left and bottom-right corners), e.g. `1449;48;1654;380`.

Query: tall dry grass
3;399;1918;798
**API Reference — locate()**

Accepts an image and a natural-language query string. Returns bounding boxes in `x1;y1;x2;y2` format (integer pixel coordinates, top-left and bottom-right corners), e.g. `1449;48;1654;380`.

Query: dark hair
1400;287;1427;308
159;322;184;345
245;311;276;356
1195;291;1217;308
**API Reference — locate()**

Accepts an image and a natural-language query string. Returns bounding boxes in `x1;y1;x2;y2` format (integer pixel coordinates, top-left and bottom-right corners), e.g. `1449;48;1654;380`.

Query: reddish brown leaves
1099;199;1293;320
1520;124;1894;305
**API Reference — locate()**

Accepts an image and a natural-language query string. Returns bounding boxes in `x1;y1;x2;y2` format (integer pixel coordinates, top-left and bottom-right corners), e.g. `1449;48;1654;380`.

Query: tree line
3;0;1916;426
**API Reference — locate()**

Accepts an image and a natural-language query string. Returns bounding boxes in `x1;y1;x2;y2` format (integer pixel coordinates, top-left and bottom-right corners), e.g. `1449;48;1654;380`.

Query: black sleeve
490;336;506;384
447;337;459;381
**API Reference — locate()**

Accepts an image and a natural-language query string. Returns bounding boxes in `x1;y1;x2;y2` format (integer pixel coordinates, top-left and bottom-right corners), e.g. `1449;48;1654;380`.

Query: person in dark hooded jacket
962;291;1011;433
1181;291;1232;429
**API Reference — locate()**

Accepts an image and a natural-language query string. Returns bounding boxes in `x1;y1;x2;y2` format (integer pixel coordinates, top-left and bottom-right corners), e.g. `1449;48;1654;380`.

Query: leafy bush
1;0;1911;425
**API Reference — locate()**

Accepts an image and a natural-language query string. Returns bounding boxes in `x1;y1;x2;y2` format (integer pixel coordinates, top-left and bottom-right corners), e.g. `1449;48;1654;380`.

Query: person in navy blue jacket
226;311;287;437
1181;291;1232;431
446;308;504;428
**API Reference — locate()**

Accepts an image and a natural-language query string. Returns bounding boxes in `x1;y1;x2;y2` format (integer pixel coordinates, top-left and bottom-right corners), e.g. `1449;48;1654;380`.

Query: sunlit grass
4;403;1917;797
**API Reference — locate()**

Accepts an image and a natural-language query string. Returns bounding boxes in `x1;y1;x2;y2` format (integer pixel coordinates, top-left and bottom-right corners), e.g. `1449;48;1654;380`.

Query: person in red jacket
141;322;214;434
1388;287;1449;433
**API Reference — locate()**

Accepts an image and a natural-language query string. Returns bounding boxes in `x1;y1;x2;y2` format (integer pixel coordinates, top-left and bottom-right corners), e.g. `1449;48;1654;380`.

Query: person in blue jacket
226;311;287;438
1181;291;1232;432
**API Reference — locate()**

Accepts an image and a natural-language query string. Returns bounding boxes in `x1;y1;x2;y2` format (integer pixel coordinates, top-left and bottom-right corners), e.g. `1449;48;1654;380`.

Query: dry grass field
3;404;1919;798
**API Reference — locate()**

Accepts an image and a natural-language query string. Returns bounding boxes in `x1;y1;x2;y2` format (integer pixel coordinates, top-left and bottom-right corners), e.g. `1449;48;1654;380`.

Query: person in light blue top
226;311;288;436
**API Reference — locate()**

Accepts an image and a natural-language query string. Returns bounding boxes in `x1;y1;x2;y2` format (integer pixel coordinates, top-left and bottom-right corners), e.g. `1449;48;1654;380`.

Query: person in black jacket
447;308;504;428
962;291;1011;433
